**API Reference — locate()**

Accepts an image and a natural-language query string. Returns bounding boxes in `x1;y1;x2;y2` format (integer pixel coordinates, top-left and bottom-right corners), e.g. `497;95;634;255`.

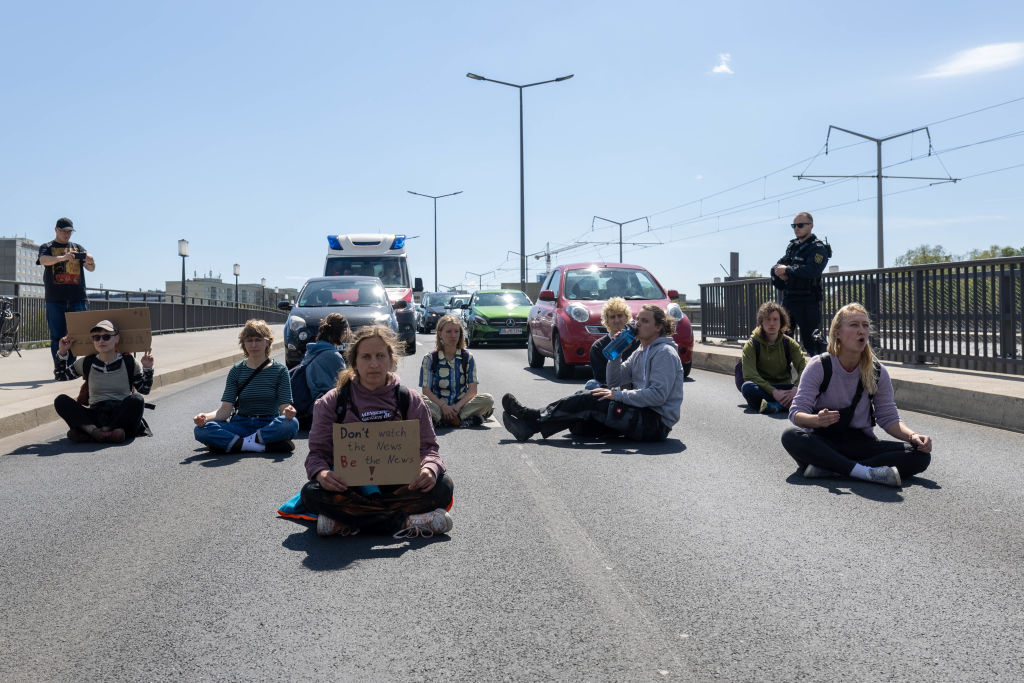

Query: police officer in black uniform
771;212;831;355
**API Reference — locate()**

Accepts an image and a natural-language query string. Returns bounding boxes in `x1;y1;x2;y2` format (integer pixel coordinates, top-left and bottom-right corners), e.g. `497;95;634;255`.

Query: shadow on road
180;447;294;466
498;435;686;455
281;527;450;571
522;367;591;386
10;437;145;457
784;470;940;500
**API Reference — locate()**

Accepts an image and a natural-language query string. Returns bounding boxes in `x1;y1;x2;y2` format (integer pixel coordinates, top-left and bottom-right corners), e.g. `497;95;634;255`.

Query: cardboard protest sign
333;419;421;485
66;307;153;357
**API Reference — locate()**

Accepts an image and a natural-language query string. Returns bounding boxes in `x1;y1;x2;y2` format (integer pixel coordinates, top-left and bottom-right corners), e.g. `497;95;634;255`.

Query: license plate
499;327;523;335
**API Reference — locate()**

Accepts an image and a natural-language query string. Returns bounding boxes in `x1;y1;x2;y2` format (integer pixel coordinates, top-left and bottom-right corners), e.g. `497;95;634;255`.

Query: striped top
219;359;292;416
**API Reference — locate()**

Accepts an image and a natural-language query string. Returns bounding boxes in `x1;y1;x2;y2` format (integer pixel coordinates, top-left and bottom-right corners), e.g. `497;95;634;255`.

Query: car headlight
473;315;487;325
288;316;306;333
568;303;590;323
667;303;683;320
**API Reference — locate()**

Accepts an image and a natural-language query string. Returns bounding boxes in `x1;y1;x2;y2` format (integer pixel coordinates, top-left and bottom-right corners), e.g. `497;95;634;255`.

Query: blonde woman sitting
418;314;494;427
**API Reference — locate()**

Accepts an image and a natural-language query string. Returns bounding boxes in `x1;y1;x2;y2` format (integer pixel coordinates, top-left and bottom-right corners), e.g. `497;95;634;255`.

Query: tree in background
742;269;764;278
963;245;1024;260
894;244;952;266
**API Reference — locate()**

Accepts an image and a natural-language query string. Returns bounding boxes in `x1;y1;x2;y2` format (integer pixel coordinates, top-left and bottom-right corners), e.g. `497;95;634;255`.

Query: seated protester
781;303;933;488
292;313;349;425
53;320;154;443
739;301;806;414
301;325;455;538
586;297;638;390
419;314;494;427
502;304;684;443
193;319;298;453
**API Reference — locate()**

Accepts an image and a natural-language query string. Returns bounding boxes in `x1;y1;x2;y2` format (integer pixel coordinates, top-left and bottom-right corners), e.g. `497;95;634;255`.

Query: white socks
240;433;266;452
850;463;872;480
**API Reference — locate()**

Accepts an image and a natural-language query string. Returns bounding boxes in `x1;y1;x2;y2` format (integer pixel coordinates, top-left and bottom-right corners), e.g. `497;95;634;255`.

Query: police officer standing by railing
771;212;830;355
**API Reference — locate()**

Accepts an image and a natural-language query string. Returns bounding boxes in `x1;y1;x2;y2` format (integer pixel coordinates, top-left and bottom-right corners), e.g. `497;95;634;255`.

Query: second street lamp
233;263;240;325
407;189;463;292
467;71;573;292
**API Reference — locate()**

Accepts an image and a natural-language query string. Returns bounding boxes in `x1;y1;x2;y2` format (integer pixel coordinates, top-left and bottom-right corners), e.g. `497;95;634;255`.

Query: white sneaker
803;464;837;479
865;466;902;488
317;515;359;537
393;508;453;538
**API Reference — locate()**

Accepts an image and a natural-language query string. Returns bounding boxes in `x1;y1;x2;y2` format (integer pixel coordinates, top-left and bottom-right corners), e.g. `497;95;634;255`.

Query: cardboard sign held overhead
66;307;153;357
333;419;421;486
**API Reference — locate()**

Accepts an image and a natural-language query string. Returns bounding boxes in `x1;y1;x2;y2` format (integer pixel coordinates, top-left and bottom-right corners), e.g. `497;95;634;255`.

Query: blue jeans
740;382;793;410
46;300;88;360
194;414;299;452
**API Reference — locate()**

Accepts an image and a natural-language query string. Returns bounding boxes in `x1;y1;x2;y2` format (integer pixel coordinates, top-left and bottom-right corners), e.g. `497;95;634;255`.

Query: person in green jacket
740;301;806;414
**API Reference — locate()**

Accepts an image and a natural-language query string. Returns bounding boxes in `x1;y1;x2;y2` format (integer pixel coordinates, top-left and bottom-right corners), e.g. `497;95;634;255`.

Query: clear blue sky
2;1;1021;300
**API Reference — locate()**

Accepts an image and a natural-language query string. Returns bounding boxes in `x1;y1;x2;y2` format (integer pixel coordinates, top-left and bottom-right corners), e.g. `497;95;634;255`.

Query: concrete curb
691;344;1024;434
0;341;284;441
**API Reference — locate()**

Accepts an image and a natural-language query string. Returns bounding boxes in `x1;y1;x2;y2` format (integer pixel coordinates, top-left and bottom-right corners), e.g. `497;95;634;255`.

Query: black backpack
288;357;315;418
335;382;412;423
76;354;154;410
734;337;792;391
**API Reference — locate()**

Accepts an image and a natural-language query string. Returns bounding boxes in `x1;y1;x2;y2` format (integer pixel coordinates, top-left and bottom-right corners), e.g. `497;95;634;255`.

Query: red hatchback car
527;263;694;379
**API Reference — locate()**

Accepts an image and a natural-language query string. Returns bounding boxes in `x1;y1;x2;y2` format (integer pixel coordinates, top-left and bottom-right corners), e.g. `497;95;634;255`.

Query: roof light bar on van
390;235;407;250
327;235;343;250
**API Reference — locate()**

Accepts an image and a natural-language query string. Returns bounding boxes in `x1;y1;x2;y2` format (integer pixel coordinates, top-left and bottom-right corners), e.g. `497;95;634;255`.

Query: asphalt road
1;333;1022;682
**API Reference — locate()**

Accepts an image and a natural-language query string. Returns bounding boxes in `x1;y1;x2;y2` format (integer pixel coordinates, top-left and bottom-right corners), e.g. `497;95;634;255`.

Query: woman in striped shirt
193;319;299;453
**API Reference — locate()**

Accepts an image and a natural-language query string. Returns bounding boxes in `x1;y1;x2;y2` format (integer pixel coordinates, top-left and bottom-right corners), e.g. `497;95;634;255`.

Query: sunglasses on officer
791;222;811;229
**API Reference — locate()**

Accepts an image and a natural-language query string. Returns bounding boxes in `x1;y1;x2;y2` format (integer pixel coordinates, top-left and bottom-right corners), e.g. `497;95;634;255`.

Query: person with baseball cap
37;217;96;369
53;319;154;444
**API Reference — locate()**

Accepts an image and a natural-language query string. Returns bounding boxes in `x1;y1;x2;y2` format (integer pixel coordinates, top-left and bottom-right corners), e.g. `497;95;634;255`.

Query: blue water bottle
602;322;637;361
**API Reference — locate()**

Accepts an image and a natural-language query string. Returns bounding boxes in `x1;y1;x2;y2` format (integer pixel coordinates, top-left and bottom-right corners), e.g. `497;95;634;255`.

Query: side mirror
538;289;555;301
413;277;423;293
393;300;408;310
460;303;469;309
277;300;293;311
667;289;679;300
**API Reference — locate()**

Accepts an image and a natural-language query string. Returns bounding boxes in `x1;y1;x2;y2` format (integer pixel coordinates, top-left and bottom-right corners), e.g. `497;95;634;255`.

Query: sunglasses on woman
91;333;115;342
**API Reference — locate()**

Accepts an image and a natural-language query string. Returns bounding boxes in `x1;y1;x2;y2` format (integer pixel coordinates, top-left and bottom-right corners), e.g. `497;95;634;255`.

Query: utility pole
592;215;650;262
797;125;958;268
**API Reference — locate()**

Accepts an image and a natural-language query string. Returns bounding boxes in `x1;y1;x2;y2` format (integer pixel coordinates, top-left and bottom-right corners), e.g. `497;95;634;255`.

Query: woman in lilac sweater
781;303;933;488
301;325;454;538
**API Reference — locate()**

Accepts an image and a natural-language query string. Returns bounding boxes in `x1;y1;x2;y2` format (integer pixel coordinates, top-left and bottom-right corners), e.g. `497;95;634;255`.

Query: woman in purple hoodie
301;325;454;538
782;303;933;488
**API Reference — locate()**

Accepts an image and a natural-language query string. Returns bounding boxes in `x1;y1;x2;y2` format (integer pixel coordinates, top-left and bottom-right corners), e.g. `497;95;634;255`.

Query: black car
279;276;405;368
416;292;453;333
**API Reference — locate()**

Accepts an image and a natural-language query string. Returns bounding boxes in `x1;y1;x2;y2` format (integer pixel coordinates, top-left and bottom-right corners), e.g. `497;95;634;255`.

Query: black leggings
781;426;931;479
301;473;455;533
537;391;670;442
54;393;145;434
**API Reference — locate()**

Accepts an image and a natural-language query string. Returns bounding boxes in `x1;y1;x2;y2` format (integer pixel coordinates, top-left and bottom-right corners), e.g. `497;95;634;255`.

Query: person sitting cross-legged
193;319;299;453
781;303;933;488
502;304;683;443
739;301;806;414
53;319;154;444
300;325;455;538
419;314;494;427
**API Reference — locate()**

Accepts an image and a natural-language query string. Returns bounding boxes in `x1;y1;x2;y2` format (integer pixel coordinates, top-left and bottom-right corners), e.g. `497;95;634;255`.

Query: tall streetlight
260;277;266;308
177;239;189;333
466;71;573;291
233;263;240;325
408;190;463;291
466;270;494;290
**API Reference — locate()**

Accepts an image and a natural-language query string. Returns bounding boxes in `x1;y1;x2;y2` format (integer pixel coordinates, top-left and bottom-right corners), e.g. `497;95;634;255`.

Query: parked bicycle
0;296;22;358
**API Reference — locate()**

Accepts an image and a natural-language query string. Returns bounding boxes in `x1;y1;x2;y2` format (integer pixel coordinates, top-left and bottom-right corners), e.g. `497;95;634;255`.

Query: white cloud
695;174;704;181
919;42;1024;78
711;53;733;75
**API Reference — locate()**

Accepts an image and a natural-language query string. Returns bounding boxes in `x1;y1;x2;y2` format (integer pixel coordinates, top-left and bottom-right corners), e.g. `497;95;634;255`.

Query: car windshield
299;280;389;307
563;268;664;300
449;297;469;307
324;257;408;287
475;291;531;307
424;294;447;306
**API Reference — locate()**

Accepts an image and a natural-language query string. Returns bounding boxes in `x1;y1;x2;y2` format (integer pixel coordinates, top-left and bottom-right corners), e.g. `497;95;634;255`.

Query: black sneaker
502;412;535;442
266;439;296;453
466;415;484;426
502;393;540;421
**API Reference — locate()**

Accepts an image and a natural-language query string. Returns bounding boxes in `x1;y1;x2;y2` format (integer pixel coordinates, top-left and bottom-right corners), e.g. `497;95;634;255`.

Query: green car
464;289;533;347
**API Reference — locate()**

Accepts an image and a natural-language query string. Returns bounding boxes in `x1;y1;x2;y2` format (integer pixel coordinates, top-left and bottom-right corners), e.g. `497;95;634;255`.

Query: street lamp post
233;263;240;325
178;239;189;333
408;190;463;291
260;277;266;308
466;71;573;292
466;270;494;290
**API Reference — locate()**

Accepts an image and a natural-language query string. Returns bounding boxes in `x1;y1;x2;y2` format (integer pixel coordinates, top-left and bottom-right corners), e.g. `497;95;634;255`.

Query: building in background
163;272;296;306
0;237;45;296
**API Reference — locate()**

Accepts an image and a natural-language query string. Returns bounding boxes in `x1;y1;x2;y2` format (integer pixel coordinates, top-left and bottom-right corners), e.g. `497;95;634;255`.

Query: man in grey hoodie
502;305;684;442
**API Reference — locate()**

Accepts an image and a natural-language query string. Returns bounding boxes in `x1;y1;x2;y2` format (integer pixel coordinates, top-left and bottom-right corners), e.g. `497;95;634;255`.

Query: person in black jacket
586;297;638;390
771;211;831;355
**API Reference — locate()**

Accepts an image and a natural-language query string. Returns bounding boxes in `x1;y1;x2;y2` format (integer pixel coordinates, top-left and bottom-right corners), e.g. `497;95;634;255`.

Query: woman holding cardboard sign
301;325;454;538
